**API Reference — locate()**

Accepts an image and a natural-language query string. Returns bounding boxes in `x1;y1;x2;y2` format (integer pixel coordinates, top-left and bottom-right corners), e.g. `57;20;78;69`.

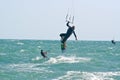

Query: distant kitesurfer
41;50;47;58
111;40;116;45
60;21;77;52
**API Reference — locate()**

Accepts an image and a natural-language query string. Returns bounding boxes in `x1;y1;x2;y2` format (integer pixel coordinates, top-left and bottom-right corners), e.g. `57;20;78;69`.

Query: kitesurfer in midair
60;21;77;52
63;21;77;43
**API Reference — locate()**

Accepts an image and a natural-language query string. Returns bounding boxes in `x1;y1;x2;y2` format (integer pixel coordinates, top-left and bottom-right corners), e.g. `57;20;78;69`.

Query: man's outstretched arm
66;21;71;28
73;31;77;40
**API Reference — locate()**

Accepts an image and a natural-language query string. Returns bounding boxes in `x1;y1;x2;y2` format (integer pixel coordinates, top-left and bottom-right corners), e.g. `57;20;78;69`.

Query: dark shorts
60;33;66;37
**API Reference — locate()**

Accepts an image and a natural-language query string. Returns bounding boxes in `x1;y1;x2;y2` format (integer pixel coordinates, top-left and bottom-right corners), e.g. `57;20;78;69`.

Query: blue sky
0;0;120;41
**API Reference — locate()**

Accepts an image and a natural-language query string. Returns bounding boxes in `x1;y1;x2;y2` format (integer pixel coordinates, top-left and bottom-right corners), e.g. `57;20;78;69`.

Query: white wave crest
17;42;24;45
46;56;91;64
0;53;6;56
20;49;25;53
7;63;53;73
32;56;42;61
53;71;120;80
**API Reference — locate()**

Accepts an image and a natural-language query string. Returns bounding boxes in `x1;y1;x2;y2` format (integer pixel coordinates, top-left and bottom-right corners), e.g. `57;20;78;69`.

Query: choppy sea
0;39;120;80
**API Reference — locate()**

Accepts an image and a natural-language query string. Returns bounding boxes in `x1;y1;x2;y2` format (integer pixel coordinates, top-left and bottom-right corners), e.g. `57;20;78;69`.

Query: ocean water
0;39;120;80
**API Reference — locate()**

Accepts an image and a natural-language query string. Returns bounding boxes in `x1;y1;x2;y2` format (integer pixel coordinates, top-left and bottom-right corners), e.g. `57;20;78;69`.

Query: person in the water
41;50;47;58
